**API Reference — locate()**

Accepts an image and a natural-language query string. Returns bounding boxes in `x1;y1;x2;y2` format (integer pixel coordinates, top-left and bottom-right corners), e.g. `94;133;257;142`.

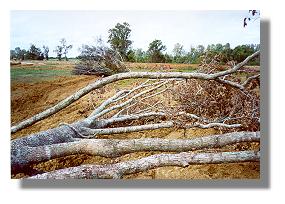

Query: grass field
10;60;199;83
11;68;71;82
10;60;73;82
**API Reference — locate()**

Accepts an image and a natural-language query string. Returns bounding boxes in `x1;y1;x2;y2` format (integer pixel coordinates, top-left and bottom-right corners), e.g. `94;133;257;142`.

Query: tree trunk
12;131;259;174
29;150;260;179
11;50;259;134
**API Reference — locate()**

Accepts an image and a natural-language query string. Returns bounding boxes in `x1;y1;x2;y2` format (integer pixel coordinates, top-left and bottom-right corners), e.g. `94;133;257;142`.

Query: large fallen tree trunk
11;131;260;173
11;51;259;133
11;51;260;178
29;150;260;179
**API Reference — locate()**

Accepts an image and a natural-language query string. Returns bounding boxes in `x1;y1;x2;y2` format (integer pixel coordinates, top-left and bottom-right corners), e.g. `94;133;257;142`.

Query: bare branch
28;150;260;179
113;87;169;117
88;80;170;120
215;78;245;89
242;74;260;86
176;111;212;123
81;122;174;138
211;51;260;77
101;112;166;127
191;122;241;129
216;74;260;90
81;120;241;138
11;50;259;133
88;90;128;117
112;79;164;102
132;101;163;115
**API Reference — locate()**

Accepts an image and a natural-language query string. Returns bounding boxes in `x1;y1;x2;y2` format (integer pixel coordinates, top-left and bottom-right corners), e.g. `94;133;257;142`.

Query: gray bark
11;51;260;178
215;74;260;90
11;131;260;174
81;122;241;138
28;150;260;179
11;50;259;133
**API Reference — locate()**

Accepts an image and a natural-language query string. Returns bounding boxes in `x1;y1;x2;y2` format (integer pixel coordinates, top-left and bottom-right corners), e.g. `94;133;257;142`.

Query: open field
11;60;260;179
10;60;198;82
10;60;76;82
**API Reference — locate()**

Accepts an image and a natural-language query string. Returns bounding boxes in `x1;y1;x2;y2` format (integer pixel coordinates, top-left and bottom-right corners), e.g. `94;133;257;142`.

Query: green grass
27;65;57;69
10;62;198;84
171;67;197;72
114;79;141;88
11;68;71;83
130;66;197;73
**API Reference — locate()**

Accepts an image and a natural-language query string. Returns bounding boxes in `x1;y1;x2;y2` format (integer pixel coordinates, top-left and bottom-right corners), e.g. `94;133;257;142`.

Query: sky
10;10;260;57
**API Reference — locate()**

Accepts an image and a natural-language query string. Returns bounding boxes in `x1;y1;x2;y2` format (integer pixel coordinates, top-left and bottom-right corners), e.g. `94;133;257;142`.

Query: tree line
105;22;259;65
10;38;72;61
127;42;260;65
10;22;260;65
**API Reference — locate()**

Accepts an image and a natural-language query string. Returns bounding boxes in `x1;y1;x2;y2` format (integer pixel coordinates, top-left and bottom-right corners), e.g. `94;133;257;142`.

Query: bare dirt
11;65;260;179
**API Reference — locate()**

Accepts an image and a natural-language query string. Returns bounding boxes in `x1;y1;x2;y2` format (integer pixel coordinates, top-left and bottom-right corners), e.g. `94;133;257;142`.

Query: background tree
134;48;147;63
61;39;73;61
147;39;167;63
173;43;186;63
10;47;27;60
42;45;49;60
27;44;44;60
15;47;24;60
164;53;174;63
54;45;63;61
232;44;255;63
196;45;205;54
10;49;16;60
126;49;136;62
54;38;73;61
108;22;132;61
221;43;233;63
187;45;205;64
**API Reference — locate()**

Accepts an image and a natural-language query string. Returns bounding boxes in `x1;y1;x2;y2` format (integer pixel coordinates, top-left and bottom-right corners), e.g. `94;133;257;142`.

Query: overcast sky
10;10;260;57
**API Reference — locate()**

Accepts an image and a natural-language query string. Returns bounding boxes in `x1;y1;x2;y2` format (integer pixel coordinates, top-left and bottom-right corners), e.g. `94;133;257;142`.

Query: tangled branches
170;53;260;132
73;39;129;76
11;51;260;179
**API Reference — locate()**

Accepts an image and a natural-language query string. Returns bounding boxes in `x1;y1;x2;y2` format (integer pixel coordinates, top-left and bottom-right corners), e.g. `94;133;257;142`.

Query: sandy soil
11;71;260;179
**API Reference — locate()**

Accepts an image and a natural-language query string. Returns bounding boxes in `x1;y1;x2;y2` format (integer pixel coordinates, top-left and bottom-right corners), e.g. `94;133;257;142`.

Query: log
12;131;260;173
11;50;260;133
28;150;260;179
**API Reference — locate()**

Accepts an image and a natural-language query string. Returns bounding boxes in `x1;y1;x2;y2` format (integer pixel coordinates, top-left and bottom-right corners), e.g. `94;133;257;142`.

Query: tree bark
11;51;260;178
28;150;260;179
11;50;259;133
12;131;260;174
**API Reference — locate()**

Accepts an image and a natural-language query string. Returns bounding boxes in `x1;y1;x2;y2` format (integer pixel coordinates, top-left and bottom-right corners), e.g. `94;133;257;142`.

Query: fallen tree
73;39;129;76
11;51;260;178
29;150;260;179
12;131;260;173
11;50;259;134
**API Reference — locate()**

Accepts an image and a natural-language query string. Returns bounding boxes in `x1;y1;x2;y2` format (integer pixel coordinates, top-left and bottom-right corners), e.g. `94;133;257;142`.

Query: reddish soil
11;75;100;139
11;72;260;179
